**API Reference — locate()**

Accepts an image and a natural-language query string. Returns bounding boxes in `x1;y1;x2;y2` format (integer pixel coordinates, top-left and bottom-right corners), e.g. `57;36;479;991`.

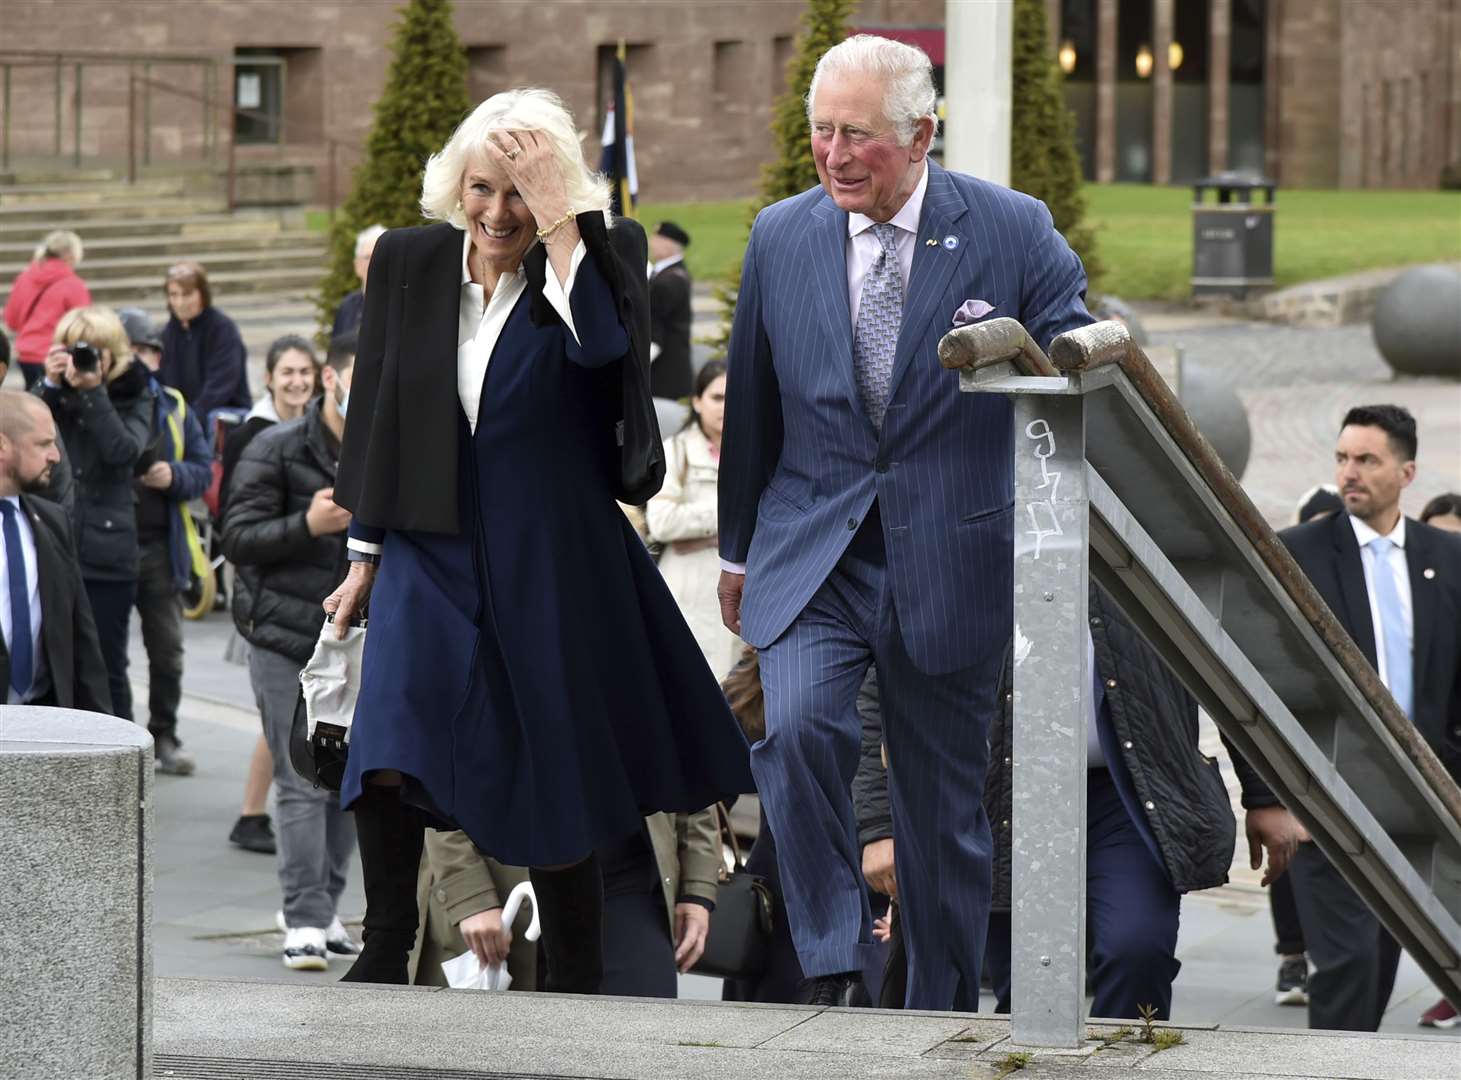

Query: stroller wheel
182;570;217;621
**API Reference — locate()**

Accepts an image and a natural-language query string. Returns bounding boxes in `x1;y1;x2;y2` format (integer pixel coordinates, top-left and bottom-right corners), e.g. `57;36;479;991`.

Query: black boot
340;784;425;985
529;854;604;994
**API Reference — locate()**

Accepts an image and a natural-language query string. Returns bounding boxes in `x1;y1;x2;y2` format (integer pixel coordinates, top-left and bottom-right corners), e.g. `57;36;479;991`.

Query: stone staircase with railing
0;169;327;367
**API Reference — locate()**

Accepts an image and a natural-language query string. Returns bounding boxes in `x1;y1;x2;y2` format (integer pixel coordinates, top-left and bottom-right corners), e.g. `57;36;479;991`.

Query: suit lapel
1331;513;1378;666
805;195;859;414
21;496;65;686
888;163;970;407
1405;520;1435;695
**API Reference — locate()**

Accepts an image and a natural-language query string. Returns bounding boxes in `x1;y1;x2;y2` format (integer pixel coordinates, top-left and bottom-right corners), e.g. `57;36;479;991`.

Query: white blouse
457;230;587;432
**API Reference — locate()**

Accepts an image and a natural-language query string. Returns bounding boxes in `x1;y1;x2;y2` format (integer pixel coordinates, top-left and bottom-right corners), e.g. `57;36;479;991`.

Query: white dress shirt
0;495;44;704
650;252;684;279
457;231;586;433
720;167;931;577
1349;514;1413;689
845;163;928;328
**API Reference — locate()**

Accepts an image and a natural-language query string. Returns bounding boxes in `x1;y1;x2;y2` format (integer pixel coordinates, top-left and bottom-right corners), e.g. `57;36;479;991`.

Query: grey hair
806;34;939;145
34;229;84;266
353;224;386;258
420;88;610;228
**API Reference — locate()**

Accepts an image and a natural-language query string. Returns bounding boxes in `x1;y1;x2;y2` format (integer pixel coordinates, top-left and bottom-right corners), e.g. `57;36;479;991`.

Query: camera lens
69;341;100;373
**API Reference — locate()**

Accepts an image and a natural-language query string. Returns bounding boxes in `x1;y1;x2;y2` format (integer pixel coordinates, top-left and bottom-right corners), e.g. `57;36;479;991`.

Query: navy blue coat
337;220;754;867
719;163;1095;676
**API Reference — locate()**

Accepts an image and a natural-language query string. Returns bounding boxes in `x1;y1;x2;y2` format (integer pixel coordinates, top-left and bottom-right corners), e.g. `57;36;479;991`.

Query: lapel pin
1423;567;1436;579
942;235;960;250
924;237;938;247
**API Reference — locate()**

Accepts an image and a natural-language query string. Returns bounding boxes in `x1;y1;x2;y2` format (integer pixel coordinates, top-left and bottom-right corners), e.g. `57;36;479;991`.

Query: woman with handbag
646;360;742;679
324;88;754;990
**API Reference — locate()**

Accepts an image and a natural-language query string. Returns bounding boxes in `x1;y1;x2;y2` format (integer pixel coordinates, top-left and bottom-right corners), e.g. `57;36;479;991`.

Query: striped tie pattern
853;222;903;432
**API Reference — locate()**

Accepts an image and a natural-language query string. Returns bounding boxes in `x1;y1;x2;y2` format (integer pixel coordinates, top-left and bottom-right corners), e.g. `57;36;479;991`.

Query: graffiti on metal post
1024;418;1062;559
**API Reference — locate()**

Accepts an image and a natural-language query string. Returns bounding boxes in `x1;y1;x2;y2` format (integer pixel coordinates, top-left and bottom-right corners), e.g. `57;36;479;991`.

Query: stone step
0;196;230;225
1;244;328;284
0;211;298;243
0;167;119;186
0;229;323;262
0;175;206;205
83;266;324;306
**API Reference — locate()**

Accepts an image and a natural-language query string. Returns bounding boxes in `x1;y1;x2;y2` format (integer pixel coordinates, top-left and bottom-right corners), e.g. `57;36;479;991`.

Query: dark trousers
19;361;44;389
85;577;138;722
1270;870;1306;956
755;512;998;1011
599;830;677;998
1289;842;1402;1031
134;538;184;741
985;767;1182;1021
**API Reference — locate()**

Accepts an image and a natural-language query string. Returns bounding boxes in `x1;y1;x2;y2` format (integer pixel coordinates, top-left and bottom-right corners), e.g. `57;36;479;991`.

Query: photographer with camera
33;306;154;721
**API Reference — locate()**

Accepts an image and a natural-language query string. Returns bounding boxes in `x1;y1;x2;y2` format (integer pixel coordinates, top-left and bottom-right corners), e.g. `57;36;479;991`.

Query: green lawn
1086;184;1461;301
635;199;753;282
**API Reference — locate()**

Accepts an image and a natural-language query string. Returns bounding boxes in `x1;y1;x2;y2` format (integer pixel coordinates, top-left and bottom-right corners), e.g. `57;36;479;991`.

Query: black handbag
691;803;774;980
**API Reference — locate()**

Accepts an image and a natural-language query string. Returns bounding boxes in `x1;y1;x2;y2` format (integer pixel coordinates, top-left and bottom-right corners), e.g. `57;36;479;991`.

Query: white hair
806;34;939;145
34;229;84;266
420;88;610;228
354;224;386;258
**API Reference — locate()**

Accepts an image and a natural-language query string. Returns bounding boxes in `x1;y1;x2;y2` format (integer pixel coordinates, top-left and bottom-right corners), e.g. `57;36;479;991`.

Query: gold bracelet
535;210;576;241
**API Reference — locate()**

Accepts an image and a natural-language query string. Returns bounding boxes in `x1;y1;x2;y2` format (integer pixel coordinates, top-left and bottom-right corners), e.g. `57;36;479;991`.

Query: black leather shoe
801;973;857;1007
228;814;276;854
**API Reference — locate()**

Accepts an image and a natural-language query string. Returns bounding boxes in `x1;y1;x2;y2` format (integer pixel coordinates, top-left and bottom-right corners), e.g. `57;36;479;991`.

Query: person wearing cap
648;221;694;401
121;307;213;775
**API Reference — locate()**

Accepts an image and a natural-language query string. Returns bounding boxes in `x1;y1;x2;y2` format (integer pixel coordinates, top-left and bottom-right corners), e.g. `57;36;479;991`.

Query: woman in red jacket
3;230;92;388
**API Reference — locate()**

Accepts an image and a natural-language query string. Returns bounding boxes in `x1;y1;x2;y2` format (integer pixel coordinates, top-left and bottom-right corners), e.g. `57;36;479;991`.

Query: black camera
69;341;100;373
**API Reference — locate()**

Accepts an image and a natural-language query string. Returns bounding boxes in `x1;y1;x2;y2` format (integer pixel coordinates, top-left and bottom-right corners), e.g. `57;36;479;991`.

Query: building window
233;47;323;147
772;35;794;98
1228;0;1266;175
713;40;746;102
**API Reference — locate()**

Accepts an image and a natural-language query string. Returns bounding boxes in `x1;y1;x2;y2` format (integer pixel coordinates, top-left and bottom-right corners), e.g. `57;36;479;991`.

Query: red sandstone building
0;0;1455;201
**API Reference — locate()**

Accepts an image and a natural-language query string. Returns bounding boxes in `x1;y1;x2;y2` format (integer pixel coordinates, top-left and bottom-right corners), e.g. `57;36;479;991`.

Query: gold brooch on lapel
924;237;938;247
1423;568;1436;580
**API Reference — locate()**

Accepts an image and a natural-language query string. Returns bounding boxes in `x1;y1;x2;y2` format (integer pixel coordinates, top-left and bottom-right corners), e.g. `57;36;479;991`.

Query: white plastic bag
299;617;366;744
441;881;540;992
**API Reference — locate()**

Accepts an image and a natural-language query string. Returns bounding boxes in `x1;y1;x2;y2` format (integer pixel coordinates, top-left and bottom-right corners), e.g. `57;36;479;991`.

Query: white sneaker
282;926;328;971
277;910;360;956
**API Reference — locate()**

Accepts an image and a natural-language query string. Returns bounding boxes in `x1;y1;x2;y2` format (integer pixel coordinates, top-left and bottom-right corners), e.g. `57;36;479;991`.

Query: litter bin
1191;173;1275;298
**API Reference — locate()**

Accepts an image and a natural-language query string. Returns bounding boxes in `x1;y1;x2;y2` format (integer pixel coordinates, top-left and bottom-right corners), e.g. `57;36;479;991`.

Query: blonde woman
33;305;153;719
4;230;90;388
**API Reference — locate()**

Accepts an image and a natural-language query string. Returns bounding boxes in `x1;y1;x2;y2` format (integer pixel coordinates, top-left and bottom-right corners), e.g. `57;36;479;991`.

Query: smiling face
810;73;932;222
266;348;318;420
460;150;538;280
1335;423;1415;530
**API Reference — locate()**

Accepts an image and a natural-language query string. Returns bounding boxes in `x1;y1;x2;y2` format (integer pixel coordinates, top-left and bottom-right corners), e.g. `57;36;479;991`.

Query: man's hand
673;902;710;973
459;907;512;969
862;837;897;899
305;486;352;537
322;561;376;639
717;570;744;635
1246;806;1305;886
140;461;173;491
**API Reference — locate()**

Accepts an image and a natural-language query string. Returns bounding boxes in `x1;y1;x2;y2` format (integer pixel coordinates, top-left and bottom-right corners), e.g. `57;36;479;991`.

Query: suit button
1090;616;1102;626
875;460;889;473
1123;740;1133;750
1106;678;1117;689
1004;756;1012;766
847;518;858;530
1144;800;1155;811
1001;819;1010;830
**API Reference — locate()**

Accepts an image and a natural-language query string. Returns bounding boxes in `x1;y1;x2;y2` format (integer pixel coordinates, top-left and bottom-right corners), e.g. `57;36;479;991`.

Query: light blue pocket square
951;299;995;327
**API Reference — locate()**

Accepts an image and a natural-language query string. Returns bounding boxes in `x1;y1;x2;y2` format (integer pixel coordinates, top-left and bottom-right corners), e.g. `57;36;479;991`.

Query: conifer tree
316;0;472;336
711;0;854;354
1010;0;1102;291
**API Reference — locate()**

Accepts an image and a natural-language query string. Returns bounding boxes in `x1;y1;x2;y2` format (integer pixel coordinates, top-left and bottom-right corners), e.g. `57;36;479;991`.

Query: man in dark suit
1280;403;1461;1031
0;390;110;712
718;34;1093;1010
648;221;693;400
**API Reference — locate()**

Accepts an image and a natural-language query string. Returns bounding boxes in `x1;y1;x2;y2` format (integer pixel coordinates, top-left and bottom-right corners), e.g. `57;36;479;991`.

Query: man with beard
0;390;110;711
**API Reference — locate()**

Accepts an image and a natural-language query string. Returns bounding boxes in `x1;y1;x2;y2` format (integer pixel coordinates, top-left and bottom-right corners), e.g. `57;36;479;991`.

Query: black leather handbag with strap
690;802;774;980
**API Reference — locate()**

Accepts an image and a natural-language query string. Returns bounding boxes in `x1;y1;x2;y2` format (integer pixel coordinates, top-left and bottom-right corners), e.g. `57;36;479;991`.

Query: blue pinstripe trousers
755;514;999;1010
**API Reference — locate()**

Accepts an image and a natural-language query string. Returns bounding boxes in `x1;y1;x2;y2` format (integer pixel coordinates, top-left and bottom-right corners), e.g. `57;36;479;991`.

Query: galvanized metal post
1008;389;1090;1049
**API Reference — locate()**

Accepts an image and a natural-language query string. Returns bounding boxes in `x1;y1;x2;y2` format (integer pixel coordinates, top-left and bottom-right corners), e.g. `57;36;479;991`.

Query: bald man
0;391;110;712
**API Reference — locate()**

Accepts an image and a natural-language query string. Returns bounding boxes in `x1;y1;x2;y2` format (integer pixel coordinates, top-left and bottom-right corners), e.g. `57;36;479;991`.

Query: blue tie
853;222;904;431
1367;537;1412;718
1;501;33;701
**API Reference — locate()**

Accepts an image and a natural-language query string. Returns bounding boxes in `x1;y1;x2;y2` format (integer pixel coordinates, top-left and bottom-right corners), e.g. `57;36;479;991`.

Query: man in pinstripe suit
717;35;1094;1010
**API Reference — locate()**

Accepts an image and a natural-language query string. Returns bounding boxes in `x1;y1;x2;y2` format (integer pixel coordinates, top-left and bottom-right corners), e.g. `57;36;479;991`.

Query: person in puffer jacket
221;333;358;973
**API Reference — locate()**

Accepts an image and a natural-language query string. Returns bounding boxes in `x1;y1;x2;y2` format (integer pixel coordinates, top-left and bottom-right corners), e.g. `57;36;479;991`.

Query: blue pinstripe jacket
718;163;1094;676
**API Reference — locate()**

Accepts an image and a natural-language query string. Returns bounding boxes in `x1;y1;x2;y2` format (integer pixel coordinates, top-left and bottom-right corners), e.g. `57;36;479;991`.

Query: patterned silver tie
853;222;904;431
